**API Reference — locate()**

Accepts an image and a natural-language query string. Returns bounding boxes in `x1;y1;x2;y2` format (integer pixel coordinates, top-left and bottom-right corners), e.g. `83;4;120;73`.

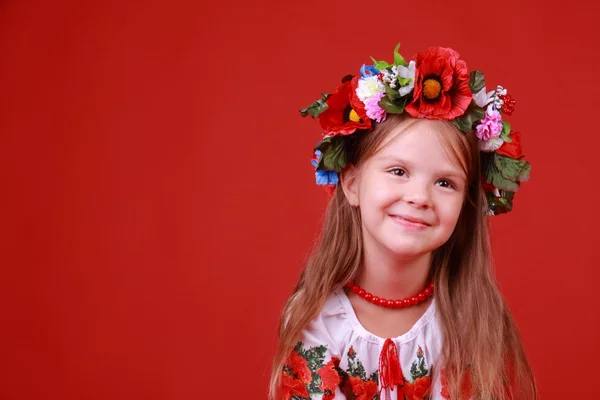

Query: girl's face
344;120;468;258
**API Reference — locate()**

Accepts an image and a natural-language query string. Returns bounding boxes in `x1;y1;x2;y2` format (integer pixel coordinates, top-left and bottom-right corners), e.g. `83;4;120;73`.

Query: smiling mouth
390;215;431;228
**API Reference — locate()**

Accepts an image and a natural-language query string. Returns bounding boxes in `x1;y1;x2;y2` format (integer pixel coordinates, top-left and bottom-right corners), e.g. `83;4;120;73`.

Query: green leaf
487;169;520;192
485;154;520;191
370;56;390;70
486;190;515;215
494;154;531;182
469;70;486;93
369;371;379;385
347;353;368;380
398;77;411;86
452;101;485;132
384;82;400;101
393;43;408;67
500;121;512;142
296;342;328;397
322;137;347;171
299;93;330;118
314;137;333;170
314;136;332;151
379;96;405;114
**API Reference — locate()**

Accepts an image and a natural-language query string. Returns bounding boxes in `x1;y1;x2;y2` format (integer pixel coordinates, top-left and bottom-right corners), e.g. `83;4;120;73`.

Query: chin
382;240;436;258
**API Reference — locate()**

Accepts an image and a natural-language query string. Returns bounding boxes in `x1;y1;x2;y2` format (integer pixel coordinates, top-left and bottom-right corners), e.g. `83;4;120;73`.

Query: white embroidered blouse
282;287;451;400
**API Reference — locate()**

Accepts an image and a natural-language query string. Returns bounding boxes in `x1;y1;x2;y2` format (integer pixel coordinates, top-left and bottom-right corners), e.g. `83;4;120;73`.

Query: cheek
361;175;397;208
437;196;464;227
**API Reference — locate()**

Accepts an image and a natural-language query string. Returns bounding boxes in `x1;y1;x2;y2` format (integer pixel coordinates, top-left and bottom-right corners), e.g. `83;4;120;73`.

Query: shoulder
298;289;352;355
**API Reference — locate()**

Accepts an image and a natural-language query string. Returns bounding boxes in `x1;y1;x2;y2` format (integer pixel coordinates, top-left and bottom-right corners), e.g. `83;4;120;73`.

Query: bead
346;280;434;309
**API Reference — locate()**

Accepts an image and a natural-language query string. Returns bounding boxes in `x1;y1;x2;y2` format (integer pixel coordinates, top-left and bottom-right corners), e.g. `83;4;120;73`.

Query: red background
1;0;599;398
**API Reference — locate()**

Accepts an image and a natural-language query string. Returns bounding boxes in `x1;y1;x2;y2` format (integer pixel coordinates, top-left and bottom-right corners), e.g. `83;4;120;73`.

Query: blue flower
311;149;339;186
315;169;339;186
311;149;323;169
360;64;380;78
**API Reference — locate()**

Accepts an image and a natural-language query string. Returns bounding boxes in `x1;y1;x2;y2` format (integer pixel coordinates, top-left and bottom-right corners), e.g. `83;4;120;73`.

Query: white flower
397;60;416;96
478;137;503;152
356;76;385;102
486;85;509;111
381;69;398;88
473;86;495;108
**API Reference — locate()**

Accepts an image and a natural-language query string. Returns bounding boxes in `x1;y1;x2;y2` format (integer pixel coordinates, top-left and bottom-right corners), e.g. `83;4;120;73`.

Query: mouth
390;214;431;229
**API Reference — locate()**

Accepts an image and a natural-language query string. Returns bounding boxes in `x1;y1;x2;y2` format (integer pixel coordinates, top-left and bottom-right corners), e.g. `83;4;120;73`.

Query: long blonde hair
270;114;537;399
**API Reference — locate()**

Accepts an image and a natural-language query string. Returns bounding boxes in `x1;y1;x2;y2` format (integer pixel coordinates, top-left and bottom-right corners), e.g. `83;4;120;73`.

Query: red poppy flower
284;350;312;384
347;376;378;400
282;350;312;400
282;373;310;399
317;357;341;400
403;376;432;400
496;131;523;159
318;76;372;135
405;47;472;120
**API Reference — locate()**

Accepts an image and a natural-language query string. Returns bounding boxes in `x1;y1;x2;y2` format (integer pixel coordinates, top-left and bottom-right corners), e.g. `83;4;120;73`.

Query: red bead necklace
346;281;434;308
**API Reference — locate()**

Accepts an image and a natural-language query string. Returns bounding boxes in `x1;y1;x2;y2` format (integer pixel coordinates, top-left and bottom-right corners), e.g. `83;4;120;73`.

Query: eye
389;168;406;177
436;179;457;190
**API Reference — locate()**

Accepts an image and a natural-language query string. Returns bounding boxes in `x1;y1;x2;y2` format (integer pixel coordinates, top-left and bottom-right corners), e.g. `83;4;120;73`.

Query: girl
270;44;536;400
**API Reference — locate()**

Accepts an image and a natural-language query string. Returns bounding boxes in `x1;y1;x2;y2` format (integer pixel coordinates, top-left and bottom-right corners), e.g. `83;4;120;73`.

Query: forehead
373;120;466;174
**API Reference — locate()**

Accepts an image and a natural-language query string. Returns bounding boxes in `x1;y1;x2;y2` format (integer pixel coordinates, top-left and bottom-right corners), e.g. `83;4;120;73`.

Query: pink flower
475;108;503;141
364;91;386;122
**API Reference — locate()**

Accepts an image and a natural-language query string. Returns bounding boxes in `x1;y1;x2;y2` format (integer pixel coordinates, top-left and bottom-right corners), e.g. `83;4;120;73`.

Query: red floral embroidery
403;375;432;400
282;373;310;399
287;350;312;383
348;347;356;358
282;350;313;400
339;346;379;400
317;357;341;400
346;375;378;400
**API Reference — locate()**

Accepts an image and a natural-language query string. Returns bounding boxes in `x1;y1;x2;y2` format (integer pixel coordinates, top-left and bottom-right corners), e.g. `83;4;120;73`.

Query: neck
356;234;432;300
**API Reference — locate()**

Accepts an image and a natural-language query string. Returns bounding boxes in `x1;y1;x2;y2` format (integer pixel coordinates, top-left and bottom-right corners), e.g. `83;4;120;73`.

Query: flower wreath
301;44;531;216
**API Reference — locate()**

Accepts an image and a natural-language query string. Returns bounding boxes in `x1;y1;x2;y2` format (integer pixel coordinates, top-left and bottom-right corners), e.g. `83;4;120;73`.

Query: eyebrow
376;155;467;181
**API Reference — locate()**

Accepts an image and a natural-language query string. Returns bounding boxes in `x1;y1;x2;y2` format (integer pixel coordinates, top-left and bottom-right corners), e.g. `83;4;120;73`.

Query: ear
340;164;360;207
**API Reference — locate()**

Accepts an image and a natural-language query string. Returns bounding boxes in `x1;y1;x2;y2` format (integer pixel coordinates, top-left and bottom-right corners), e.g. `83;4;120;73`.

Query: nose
403;179;432;209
